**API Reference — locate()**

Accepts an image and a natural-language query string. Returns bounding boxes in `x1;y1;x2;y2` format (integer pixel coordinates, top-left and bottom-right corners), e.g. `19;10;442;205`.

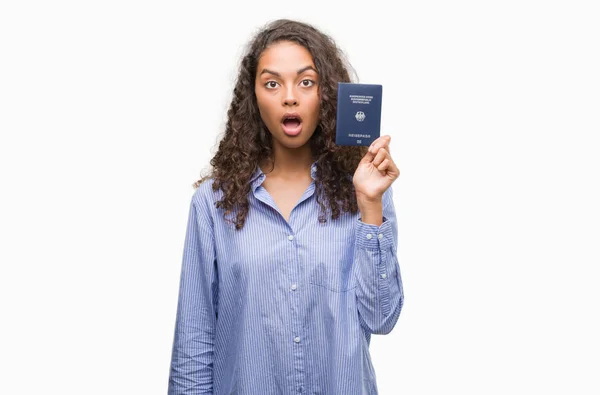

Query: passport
335;82;382;146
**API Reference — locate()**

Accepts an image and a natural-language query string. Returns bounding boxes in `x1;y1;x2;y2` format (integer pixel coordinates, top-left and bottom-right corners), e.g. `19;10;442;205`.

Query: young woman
168;19;404;395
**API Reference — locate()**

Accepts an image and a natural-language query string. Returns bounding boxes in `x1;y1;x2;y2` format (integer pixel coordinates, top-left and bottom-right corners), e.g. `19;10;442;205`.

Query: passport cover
335;82;382;146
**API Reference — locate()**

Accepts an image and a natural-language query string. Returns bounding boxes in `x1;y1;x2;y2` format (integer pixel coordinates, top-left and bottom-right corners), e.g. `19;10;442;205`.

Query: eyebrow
260;65;317;77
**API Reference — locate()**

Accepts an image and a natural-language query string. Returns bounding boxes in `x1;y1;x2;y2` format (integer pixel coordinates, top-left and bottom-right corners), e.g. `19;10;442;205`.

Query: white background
1;1;599;394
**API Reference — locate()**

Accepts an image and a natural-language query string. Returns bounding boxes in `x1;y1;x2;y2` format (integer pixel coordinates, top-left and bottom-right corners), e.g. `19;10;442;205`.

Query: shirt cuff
355;216;394;251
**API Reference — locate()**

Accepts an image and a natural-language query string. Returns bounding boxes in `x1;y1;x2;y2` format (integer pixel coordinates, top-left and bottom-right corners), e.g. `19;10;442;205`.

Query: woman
168;18;404;395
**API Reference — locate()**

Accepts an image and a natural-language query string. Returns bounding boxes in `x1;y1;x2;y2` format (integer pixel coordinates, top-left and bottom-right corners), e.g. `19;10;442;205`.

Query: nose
283;86;298;106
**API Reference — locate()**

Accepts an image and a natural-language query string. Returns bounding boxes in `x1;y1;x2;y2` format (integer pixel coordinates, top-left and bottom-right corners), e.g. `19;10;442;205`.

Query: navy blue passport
335;82;382;146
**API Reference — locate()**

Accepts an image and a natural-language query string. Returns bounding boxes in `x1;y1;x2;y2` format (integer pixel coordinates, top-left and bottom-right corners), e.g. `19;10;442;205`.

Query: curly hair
193;19;368;230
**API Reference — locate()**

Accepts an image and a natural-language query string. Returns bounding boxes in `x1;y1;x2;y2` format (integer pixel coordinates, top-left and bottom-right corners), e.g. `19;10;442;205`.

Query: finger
368;137;383;153
359;148;375;165
369;136;386;153
372;147;389;167
387;158;401;178
377;158;391;172
370;141;391;156
369;135;391;155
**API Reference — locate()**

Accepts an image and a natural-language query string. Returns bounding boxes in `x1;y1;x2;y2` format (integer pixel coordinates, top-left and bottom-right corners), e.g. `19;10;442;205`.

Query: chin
274;135;310;149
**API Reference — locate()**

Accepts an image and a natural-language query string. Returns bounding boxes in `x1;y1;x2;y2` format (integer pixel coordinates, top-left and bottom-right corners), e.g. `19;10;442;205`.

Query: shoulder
190;178;223;224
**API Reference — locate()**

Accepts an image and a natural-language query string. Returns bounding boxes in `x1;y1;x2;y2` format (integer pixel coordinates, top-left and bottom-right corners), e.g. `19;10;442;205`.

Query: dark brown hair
194;19;368;230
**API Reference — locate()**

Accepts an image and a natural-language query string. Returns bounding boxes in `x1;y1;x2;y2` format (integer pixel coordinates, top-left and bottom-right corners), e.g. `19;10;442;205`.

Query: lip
281;112;303;123
281;112;303;136
282;122;302;136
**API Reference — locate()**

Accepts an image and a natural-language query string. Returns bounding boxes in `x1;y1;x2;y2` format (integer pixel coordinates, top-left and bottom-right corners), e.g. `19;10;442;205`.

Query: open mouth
281;113;303;136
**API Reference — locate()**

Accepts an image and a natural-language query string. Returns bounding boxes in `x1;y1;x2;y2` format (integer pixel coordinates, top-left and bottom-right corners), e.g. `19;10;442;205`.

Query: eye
300;79;315;87
265;81;279;89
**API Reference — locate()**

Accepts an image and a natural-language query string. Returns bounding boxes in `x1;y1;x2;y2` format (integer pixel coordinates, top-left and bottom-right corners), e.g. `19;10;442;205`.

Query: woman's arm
168;194;218;394
353;187;404;335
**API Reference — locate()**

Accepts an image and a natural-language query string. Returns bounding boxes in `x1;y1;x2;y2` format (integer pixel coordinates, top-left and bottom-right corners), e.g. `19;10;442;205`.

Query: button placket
286;229;305;390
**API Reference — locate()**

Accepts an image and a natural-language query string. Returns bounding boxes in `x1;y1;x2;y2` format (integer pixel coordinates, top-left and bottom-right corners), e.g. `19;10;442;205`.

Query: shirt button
288;235;294;241
366;233;372;239
291;284;297;291
294;336;301;343
381;273;387;279
378;233;383;239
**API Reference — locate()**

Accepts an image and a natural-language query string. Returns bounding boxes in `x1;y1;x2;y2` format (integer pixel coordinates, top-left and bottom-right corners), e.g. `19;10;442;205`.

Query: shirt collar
250;160;318;190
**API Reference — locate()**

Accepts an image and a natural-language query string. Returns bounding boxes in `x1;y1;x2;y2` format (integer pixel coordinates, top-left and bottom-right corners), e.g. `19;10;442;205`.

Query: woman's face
254;41;321;150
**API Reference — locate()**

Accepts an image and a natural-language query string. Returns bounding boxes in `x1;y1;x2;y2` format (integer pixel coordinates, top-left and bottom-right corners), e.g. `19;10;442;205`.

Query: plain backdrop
1;1;599;394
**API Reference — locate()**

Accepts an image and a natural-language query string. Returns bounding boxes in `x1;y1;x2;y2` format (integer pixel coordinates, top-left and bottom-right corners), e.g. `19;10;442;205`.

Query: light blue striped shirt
168;162;404;395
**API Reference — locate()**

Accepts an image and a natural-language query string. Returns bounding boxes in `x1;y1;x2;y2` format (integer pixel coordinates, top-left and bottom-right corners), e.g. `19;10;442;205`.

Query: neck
261;140;314;180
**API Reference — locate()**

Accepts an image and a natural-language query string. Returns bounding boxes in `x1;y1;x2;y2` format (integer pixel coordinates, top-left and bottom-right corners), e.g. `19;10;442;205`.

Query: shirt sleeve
353;186;404;335
168;193;218;394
